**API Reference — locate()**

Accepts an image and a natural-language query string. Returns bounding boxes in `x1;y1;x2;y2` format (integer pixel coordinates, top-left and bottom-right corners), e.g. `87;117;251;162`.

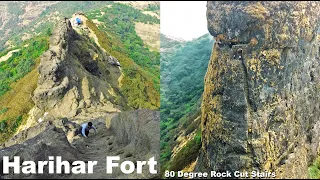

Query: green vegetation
144;3;160;11
86;2;160;109
86;17;159;109
46;28;52;36
44;1;113;17
0;107;8;115
87;3;160;79
309;156;320;179
160;33;214;171
0;36;49;96
0;1;113;51
169;129;202;172
0;36;48;143
0;64;40;143
0;119;7;133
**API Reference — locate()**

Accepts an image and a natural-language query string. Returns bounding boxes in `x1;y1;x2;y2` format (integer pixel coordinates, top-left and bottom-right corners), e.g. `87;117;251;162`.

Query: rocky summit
197;1;320;178
0;17;160;179
32;18;124;124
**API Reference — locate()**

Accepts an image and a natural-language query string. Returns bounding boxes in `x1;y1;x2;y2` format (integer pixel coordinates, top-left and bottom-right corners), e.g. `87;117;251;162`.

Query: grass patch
0;107;8;115
309;156;320;179
134;22;160;51
0;36;49;96
0;59;40;143
168;128;202;172
86;18;159;109
0;35;48;143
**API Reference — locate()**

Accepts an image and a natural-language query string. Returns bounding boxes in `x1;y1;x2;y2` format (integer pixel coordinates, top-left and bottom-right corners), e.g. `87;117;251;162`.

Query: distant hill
160;33;214;173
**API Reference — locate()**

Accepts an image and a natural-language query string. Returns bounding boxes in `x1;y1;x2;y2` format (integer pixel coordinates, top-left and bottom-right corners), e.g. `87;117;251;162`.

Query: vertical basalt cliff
197;1;320;178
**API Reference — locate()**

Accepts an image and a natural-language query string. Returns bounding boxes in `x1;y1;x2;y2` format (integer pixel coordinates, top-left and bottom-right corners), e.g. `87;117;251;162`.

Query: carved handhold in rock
99;92;106;103
78;100;85;109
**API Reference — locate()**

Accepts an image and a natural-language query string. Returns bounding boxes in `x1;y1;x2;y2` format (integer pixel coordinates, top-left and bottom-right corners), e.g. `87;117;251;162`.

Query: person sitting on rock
80;121;97;138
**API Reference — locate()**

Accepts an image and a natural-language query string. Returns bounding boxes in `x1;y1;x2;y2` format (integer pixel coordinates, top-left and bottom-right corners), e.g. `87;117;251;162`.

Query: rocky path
0;109;159;179
69;120;122;179
70;14;106;53
67;110;159;179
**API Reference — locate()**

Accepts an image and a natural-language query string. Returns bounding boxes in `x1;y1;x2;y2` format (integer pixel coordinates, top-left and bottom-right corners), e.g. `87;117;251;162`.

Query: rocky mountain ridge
17;18;126;133
0;17;160;179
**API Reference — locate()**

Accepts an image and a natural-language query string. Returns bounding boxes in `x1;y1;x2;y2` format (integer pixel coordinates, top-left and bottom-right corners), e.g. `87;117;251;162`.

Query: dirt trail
69;14;124;89
70;15;106;53
0;49;20;62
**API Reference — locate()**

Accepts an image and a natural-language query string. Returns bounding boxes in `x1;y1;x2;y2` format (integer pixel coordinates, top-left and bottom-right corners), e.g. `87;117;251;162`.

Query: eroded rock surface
0;109;160;179
32;18;124;125
197;1;320;178
0;17;160;179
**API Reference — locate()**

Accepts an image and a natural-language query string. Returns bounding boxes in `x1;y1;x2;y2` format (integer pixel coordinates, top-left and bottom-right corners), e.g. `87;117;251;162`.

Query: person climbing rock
237;48;243;60
80;121;97;138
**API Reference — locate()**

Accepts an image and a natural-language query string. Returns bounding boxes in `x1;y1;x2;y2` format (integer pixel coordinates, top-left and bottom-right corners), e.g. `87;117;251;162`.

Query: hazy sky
160;1;208;41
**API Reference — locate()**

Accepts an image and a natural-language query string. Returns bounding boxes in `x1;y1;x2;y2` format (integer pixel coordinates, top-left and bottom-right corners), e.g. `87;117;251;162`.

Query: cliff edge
197;1;320;178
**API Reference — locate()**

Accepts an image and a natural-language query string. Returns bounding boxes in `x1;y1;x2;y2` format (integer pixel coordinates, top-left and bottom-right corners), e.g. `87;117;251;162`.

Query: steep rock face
107;109;160;178
0;109;160;179
198;1;320;178
108;109;160;158
0;125;79;179
31;18;125;126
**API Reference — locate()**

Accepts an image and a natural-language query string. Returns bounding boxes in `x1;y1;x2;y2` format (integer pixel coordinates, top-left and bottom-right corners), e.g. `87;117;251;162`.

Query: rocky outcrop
0;11;160;179
197;1;320;178
33;18;72;113
107;109;160;162
0;109;160;179
0;125;79;179
31;18;125;126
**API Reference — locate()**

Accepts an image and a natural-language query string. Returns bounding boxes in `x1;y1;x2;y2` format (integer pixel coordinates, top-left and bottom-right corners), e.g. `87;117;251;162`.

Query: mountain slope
0;36;49;142
160;33;214;173
0;1;119;51
0;2;160;178
85;3;160;109
0;2;160;143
